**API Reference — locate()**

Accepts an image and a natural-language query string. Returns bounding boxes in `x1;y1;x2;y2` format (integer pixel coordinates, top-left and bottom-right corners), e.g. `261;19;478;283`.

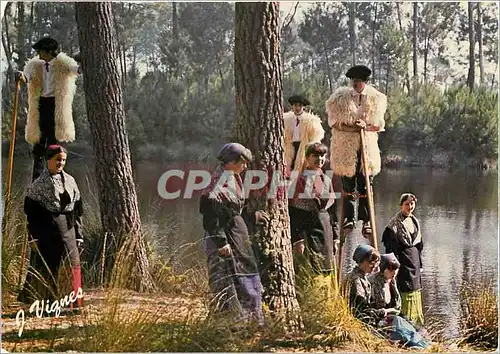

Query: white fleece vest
24;52;78;144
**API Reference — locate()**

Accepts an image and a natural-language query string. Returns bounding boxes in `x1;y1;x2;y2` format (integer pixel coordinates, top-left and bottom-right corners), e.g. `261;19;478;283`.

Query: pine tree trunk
371;3;378;83
477;2;484;86
396;2;411;93
173;2;178;41
423;36;429;84
234;2;301;329
16;2;26;68
349;2;356;66
466;1;475;91
412;2;418;100
75;2;156;292
385;60;390;95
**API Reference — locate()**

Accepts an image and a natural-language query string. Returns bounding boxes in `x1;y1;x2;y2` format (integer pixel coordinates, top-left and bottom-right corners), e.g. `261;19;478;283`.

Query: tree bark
477;2;484;86
16;2;26;68
234;2;301;329
172;2;178;41
2;3;14;87
385;60;390;95
396;2;411;93
466;1;475;91
423;35;429;83
323;48;333;93
75;2;155;292
371;3;378;83
28;2;35;46
349;2;356;66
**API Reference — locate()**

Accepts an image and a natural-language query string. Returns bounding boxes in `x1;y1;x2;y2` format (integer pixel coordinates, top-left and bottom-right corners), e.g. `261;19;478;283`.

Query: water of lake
6;155;498;338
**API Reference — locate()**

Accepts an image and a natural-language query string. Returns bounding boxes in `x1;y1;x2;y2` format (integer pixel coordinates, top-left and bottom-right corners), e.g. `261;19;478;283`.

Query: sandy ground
1;288;207;352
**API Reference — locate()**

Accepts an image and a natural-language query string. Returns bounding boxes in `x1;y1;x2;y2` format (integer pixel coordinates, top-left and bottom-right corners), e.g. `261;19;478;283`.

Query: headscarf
216;143;252;164
26;169;80;213
399;193;417;205
379;253;400;271
353;244;376;264
201;142;253;211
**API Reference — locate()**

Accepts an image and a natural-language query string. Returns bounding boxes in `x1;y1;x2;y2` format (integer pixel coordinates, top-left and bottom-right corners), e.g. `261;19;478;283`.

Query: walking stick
359;128;378;251
3;80;27;290
4;80;21;217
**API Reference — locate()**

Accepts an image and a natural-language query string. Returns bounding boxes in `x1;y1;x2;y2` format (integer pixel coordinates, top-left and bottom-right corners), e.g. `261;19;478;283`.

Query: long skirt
206;250;264;325
379;315;431;349
400;290;425;326
18;214;82;308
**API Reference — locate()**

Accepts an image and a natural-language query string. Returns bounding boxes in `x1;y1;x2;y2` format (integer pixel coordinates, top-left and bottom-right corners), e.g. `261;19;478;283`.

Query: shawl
201;165;245;212
385;210;422;248
26;169;81;213
369;272;402;311
289;169;335;212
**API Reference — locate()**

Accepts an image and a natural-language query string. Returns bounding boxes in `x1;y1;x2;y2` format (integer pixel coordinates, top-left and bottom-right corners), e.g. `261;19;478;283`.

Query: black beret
345;65;372;81
32;37;59;52
288;95;311;106
217;143;253;164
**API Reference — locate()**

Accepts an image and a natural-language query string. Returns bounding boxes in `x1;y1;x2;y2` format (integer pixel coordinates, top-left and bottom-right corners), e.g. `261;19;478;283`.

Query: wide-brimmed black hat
288;95;311;106
346;65;372;81
32;37;59;52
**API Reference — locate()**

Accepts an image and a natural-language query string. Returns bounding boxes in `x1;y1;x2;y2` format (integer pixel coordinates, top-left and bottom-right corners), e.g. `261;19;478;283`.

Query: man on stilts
283;94;325;174
325;65;387;236
16;37;80;181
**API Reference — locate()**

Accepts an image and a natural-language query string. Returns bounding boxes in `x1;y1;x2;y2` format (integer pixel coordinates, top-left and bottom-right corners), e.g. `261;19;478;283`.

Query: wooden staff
3;80;25;288
4;80;21;215
359;128;378;251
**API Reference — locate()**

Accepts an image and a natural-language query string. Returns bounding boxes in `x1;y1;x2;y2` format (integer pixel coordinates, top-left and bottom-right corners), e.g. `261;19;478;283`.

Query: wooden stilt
336;191;346;286
360;128;378;250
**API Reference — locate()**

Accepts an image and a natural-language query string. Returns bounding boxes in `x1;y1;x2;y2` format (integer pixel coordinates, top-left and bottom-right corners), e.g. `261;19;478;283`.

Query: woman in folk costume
368;253;402;313
16;37;80;181
325;65;387;236
343;244;387;325
199;143;269;326
283;95;325;175
289;142;338;275
381;193;425;326
17;145;84;308
369;253;431;349
344;245;428;349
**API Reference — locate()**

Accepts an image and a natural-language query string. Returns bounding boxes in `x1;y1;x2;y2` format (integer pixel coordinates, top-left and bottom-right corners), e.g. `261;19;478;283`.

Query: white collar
350;88;366;97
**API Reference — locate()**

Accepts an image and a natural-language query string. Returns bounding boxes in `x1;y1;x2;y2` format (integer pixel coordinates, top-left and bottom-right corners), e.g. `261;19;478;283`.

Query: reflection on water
5;156;498;338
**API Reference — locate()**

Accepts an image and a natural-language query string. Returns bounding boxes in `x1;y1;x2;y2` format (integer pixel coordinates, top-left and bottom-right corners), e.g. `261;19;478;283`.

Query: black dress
18;171;83;304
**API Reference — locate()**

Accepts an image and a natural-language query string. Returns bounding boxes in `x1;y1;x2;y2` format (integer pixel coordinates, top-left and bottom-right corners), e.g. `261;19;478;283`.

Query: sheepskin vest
283;111;325;173
24;53;78;145
325;85;387;177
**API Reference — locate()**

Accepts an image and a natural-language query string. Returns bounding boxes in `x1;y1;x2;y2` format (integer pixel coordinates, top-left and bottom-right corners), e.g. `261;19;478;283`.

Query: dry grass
459;276;498;350
294;270;402;352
